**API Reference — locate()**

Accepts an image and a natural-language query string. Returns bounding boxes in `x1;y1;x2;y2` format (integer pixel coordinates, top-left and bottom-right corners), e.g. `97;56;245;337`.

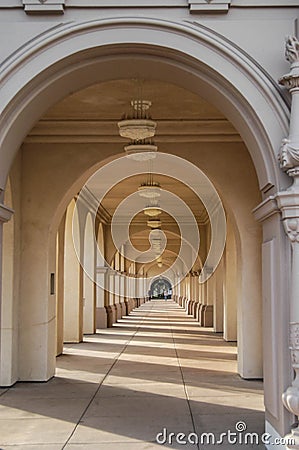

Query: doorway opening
150;278;172;299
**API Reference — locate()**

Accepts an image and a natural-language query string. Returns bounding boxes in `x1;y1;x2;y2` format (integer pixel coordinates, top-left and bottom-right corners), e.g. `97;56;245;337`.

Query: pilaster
277;36;299;448
0;203;14;384
96;266;108;328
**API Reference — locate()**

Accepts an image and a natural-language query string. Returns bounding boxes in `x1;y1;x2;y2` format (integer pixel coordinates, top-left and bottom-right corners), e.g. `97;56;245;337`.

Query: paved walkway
0;300;264;449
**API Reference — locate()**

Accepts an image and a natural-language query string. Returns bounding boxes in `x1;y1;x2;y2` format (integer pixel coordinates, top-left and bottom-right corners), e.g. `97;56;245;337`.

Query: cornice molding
252;196;280;223
0;0;296;8
24;118;241;144
232;0;298;5
0;203;14;223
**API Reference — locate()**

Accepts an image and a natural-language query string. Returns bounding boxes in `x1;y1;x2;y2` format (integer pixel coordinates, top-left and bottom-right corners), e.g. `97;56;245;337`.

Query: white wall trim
0;0;297;8
233;0;298;6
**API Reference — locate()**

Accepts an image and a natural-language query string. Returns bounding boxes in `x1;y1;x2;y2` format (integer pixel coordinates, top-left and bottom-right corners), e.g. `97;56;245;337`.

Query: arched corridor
0;300;264;449
1;5;298;445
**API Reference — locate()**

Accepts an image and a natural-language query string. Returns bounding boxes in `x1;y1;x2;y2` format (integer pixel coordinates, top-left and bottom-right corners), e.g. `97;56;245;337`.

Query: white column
119;273;125;304
0;203;14;386
201;267;214;327
137;276;144;298
96;267;108;328
277;36;299;447
214;258;224;333
207;271;215;307
83;219;96;335
114;272;122;320
63;203;83;343
195;275;200;302
201;280;207;306
223;223;237;342
56;217;65;356
108;272;115;306
190;274;194;301
143;275;147;300
114;273;120;304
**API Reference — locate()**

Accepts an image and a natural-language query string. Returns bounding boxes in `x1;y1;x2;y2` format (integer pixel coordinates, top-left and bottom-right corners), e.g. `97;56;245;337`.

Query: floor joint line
61;301;153;449
168;301;200;450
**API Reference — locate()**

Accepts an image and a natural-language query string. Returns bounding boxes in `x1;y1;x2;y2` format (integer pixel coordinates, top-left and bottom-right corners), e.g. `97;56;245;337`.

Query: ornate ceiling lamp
156;256;163;268
118;95;163;220
138;158;163;219
118;99;158;161
138;181;161;199
147;218;162;229
124;143;158;161
143;200;162;217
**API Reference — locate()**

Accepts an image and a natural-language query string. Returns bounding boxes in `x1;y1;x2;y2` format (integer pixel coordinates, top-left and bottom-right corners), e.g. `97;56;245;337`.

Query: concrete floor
0;300;264;449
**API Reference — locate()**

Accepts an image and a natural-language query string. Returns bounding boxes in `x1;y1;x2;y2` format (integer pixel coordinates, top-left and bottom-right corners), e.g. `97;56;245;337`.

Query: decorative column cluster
277;36;299;447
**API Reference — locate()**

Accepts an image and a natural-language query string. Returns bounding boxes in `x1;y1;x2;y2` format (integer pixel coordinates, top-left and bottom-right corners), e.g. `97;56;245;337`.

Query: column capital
284;218;299;244
276;191;299;243
278;139;299;174
278;36;299;177
0;203;14;223
96;266;109;274
279;36;299;90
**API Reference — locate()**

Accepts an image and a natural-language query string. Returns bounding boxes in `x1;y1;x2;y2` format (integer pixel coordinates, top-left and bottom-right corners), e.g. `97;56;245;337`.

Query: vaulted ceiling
26;79;240;275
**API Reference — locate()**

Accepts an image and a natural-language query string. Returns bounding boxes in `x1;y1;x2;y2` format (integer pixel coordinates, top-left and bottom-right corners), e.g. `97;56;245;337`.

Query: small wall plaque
188;0;231;13
22;0;65;14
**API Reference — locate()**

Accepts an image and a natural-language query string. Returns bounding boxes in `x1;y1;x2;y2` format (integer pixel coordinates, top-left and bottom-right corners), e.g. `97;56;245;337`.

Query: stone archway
0;19;288;192
0;18;293;444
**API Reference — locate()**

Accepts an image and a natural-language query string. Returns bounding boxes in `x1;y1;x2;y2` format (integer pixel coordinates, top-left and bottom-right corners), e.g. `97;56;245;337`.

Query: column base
283;430;298;449
96;307;107;329
105;305;117;327
120;302;127;317
185;297;189;309
115;303;122;320
191;301;196;316
265;421;292;449
194;302;201;320
203;305;213;327
125;299;136;314
199;304;206;325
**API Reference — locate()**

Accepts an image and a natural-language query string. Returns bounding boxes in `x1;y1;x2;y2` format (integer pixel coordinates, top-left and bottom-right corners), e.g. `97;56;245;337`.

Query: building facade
0;0;299;448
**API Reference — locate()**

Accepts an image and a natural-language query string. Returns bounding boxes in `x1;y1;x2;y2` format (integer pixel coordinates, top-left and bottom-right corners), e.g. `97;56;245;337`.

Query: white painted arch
0;16;292;438
0;17;290;195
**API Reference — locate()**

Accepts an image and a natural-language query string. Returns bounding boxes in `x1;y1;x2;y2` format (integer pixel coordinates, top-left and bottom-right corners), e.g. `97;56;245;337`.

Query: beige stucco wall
0;1;297;444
